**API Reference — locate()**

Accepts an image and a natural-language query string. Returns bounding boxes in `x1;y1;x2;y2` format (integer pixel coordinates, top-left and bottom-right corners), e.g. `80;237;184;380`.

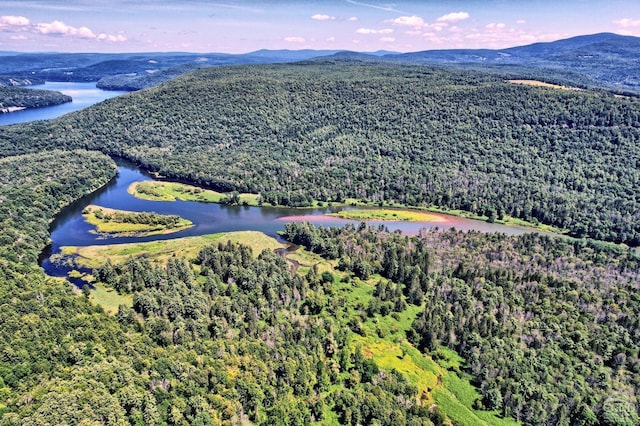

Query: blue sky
1;0;639;53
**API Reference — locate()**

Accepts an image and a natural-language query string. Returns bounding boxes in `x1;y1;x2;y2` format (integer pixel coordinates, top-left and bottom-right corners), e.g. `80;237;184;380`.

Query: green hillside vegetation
0;62;639;425
82;204;193;237
0;86;71;111
282;222;640;425
0;62;639;244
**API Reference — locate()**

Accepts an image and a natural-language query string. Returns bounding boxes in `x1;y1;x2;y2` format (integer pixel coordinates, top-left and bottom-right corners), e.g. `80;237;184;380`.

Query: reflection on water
41;161;541;285
0;82;128;126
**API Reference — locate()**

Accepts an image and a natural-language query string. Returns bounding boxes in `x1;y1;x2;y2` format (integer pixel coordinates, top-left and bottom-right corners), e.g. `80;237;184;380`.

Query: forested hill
0;87;71;112
1;61;639;245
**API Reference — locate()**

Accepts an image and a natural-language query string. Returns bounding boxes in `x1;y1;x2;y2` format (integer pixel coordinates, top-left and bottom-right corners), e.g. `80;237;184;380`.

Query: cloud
312;14;335;21
36;20;96;38
1;16;128;42
348;16;358;22
97;33;127;42
380;37;395;43
284;36;305;43
326;36;336;42
486;22;506;31
614;18;640;28
0;15;30;28
387;15;424;27
356;28;393;35
437;12;470;23
516;19;526;25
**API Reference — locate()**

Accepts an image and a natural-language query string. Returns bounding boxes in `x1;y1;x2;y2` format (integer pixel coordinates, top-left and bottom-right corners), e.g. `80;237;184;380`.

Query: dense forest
283;222;640;425
0;87;71;112
0;61;639;425
0;62;639;244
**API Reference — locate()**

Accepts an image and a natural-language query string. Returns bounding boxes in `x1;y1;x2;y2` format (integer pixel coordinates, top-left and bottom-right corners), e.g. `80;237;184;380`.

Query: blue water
0;82;128;126
41;162;537;285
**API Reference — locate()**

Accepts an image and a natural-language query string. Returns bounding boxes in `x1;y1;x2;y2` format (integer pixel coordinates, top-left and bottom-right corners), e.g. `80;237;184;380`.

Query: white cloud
36;20;96;38
0;15;30;28
97;33;127;42
380;37;395;43
2;17;128;42
284;36;305;43
326;36;336;42
387;15;424;27
516;19;526;25
486;22;507;31
348;16;358;22
356;28;393;34
614;18;640;28
437;12;470;23
10;34;28;40
312;14;335;21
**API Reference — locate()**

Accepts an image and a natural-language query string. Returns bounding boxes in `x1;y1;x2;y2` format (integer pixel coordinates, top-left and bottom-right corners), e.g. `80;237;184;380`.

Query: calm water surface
42;163;538;283
0;82;128;126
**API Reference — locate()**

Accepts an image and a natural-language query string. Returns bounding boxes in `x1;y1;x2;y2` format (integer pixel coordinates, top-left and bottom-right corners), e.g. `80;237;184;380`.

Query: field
508;79;581;91
329;208;445;222
128;180;260;205
59;230;286;270
83;204;193;237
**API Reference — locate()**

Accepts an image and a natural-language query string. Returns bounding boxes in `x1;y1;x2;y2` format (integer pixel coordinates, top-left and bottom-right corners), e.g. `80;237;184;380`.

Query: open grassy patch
83;204;193;237
60;231;286;270
508;79;582;91
89;282;133;315
329;208;444;222
128;180;260;205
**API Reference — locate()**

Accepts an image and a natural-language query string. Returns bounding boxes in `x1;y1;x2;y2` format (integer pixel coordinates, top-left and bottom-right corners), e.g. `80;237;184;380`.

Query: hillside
1;61;639;244
0;86;71;112
0;60;639;425
391;33;640;93
1;33;638;93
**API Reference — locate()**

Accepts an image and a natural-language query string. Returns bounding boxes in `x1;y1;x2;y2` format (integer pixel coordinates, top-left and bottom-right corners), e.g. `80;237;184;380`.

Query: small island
0;86;72;113
82;205;193;237
128;180;260;205
328;208;446;222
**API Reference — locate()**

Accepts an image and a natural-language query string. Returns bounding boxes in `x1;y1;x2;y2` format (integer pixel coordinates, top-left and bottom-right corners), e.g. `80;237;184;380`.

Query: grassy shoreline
129;178;569;238
57;230;286;271
328;208;445;222
82;204;193;237
128;180;260;205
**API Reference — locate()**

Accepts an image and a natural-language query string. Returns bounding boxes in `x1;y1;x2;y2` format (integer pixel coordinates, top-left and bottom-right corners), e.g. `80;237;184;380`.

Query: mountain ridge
0;32;637;92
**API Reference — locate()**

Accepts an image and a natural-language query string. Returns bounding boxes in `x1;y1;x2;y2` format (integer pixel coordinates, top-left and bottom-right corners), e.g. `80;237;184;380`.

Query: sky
0;0;639;53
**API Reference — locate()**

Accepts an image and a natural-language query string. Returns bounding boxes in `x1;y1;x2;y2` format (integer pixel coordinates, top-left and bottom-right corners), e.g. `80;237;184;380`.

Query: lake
0;82;128;126
41;161;539;284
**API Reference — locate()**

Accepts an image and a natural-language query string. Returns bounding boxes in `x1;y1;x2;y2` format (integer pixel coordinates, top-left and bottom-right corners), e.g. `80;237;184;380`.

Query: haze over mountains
0;33;638;93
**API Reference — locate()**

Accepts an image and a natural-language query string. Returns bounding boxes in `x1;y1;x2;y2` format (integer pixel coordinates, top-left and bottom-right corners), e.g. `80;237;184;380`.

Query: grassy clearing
508;79;582;91
329;208;445;222
128;181;260;205
60;231;286;270
328;269;516;425
89;282;133;315
83;204;193;237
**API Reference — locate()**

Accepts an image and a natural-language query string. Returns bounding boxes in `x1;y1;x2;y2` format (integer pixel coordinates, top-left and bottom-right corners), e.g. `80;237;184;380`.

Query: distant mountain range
0;33;638;93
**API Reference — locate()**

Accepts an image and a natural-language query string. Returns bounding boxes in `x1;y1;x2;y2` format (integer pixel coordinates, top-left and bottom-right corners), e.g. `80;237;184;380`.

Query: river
0;82;128;126
41;161;540;284
8;82;546;284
